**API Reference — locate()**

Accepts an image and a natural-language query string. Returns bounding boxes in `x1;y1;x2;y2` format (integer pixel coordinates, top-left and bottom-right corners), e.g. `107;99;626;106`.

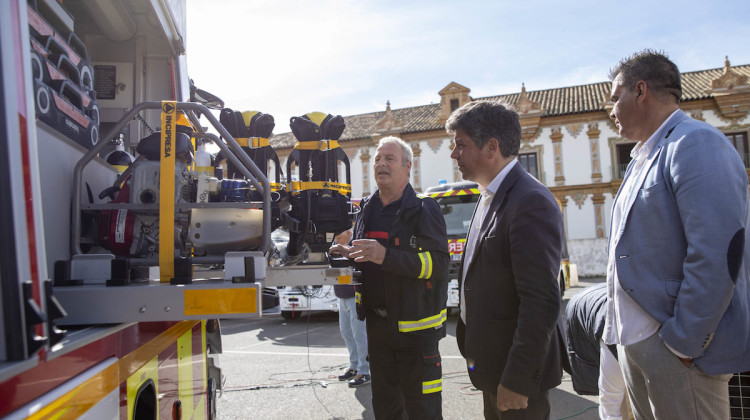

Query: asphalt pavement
215;277;606;419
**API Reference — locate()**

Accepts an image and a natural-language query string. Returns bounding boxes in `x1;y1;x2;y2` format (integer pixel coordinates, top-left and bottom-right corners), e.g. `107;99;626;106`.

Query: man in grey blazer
447;101;565;419
604;49;750;419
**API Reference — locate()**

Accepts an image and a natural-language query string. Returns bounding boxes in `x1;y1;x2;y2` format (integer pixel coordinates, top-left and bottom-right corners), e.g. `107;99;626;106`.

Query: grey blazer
611;110;750;375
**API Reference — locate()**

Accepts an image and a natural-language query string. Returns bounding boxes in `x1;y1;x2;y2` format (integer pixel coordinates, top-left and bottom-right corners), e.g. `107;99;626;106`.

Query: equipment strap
236;137;270;148
293;139;339;151
287;180;351;195
159;101;177;282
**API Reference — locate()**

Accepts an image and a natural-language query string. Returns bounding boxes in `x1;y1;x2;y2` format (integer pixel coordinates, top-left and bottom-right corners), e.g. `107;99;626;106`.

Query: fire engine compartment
23;0;357;330
0;8;360;417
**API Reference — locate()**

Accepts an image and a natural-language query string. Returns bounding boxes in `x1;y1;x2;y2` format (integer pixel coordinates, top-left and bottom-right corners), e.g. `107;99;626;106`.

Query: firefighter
329;136;449;419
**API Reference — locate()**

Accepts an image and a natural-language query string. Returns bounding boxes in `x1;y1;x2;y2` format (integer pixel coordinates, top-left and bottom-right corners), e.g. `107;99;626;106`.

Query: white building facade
271;59;750;276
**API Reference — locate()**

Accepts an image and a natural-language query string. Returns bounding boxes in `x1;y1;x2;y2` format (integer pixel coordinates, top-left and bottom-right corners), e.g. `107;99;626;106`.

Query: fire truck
424;180;576;305
0;1;354;418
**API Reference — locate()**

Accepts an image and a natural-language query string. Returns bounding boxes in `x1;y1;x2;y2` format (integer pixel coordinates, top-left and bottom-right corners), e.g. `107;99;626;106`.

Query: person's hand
334;229;353;246
677;356;693;368
663;340;693;368
496;384;528;411
349;239;386;264
329;229;354;258
328;243;352;258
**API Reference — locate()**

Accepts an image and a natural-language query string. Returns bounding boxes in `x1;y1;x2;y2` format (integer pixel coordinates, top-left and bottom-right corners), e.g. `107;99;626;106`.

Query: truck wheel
133;380;156;420
281;311;300;320
207;377;217;420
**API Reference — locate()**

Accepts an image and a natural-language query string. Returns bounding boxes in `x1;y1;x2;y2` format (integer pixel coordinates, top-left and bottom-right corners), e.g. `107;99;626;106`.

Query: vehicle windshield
438;195;479;237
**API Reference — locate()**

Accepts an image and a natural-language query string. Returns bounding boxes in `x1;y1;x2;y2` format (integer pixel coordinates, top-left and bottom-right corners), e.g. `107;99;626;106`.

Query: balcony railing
738;152;750;169
615;163;629;179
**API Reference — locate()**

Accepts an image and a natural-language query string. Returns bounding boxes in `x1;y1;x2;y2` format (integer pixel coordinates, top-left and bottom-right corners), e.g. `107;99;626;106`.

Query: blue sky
185;0;750;133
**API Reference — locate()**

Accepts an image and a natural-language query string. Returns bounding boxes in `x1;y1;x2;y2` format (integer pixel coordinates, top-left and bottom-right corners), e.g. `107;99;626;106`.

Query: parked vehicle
277;285;339;319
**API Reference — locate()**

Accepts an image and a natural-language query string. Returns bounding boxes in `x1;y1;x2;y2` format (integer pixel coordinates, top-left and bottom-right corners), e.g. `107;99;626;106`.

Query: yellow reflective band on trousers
422;378;442;394
398;309;447;332
418;252;433;279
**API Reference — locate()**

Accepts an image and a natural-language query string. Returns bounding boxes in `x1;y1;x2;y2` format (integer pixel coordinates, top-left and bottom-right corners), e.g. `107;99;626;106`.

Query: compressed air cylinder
194;141;214;203
106;137;134;175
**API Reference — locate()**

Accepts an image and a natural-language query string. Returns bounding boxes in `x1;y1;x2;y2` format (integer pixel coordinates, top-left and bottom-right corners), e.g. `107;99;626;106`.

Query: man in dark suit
446;101;565;419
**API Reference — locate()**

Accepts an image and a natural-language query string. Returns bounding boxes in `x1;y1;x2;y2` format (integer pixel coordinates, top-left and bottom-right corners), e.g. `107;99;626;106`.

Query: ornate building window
613;141;637;179
360;149;371;196
411;143;422;192
587;122;603;183
518;152;539;180
726;131;749;168
452;160;461;182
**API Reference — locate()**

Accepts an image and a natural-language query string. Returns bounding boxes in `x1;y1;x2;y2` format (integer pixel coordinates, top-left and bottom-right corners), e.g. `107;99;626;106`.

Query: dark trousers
482;389;550;420
366;311;442;419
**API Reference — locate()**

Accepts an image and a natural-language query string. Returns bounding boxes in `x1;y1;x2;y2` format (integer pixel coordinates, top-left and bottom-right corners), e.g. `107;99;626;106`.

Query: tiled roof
271;64;750;149
481;82;613;117
271;104;442;148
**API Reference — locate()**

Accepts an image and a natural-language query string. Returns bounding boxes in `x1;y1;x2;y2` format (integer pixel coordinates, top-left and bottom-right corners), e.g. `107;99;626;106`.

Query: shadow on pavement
354;386;375;420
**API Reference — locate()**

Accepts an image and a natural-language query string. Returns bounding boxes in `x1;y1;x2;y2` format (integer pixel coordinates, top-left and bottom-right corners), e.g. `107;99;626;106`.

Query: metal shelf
54;279;262;324
81;201;264;211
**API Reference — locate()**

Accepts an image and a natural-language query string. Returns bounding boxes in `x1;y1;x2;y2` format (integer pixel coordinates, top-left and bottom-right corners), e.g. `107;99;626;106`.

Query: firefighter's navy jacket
354;184;450;347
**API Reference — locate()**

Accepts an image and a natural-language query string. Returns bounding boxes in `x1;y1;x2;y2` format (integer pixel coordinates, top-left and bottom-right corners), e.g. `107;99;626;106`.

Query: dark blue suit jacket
457;163;565;397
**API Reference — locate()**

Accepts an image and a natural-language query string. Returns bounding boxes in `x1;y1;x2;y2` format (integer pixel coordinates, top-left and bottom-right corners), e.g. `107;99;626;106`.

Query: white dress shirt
460;159;518;323
603;110;682;346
